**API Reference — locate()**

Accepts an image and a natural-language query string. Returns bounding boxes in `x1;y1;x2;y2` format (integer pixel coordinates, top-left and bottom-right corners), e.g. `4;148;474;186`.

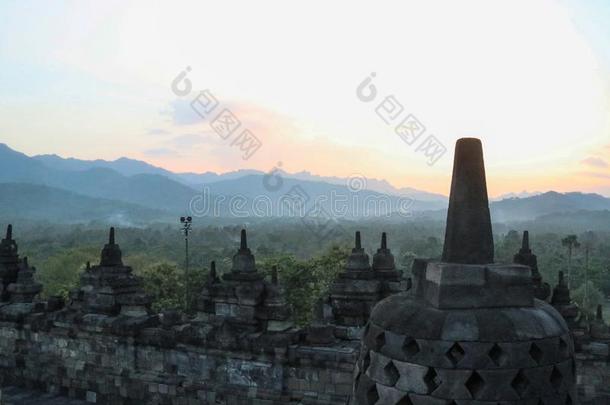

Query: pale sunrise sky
1;0;609;197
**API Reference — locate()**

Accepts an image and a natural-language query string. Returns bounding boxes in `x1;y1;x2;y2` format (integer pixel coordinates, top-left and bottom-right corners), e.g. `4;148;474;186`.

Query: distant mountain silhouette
201;174;446;215
33;153;264;186
0;144;197;213
508;209;610;232
0;183;168;224
34;153;176;177
491;190;543;201
491;191;610;222
272;170;448;202
419;191;610;223
32;146;447;201
1;143;609;224
0;143;51;183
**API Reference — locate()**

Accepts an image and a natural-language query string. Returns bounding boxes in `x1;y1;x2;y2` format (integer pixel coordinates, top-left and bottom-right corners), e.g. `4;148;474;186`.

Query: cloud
169;134;207;148
581;157;608;168
580;171;610;179
162;98;207;126
162;95;295;130
147;128;170;135
143;148;179;158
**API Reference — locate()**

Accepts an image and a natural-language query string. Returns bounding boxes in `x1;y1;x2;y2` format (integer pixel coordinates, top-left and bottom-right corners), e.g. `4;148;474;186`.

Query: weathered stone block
423;262;534;309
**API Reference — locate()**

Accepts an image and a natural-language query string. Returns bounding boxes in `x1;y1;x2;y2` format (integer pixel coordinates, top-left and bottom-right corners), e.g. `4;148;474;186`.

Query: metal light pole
180;216;192;311
583;231;595;319
584;244;589;315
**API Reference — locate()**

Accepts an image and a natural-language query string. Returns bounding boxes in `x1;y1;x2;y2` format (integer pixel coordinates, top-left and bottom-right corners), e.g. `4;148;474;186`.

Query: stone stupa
372;232;403;299
590;304;610;341
329;231;379;328
514;230;551;301
551;271;579;329
0;225;42;303
74;227;151;317
353;138;577;404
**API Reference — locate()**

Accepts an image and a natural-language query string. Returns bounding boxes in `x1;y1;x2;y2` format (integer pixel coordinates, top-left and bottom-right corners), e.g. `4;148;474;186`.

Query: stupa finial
441;138;494;264
522;230;530;251
230;229;257;273
272;265;279;284
1;224;18;256
372;232;396;272
355;231;362;250
210;261;217;281
100;227;123;266
240;229;247;250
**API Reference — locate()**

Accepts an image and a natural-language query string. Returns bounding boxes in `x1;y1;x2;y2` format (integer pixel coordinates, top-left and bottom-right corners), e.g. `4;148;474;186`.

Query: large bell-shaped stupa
353;138;577;404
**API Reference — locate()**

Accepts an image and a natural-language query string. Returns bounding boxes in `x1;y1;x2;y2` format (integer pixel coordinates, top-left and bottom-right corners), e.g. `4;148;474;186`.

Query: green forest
11;219;610;326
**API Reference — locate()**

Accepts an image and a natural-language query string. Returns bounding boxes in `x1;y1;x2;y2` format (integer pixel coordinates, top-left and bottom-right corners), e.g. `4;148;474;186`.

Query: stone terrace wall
1;314;610;404
0;315;357;404
0;227;361;405
0;227;609;404
576;343;610;405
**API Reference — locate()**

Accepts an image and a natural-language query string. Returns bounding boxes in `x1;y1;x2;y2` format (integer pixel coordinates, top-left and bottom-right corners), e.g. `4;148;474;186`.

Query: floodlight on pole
180;216;193;311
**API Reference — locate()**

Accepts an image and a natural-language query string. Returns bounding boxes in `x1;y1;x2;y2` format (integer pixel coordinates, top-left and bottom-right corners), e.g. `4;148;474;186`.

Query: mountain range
1;143;609;225
33;152;447;201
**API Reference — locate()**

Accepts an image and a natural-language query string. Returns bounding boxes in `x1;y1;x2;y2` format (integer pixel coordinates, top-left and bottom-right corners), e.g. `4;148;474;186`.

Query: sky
0;0;609;197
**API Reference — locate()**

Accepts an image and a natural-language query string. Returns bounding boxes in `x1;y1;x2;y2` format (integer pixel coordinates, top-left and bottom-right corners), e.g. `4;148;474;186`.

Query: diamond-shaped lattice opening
550;366;563;390
571;359;576;377
511;370;530;397
375;331;386;351
559;337;569;357
465;371;485;399
488;343;507;367
396;395;414;405
362;351;371;372
354;371;362;391
529;342;543;365
566;394;573;405
446;342;465;367
423;367;440;394
367;384;379;405
383;361;400;386
402;337;420;357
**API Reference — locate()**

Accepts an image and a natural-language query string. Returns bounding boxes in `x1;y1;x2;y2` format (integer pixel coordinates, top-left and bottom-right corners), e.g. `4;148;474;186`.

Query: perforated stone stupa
514;230;551;301
551;270;580;329
69;227;152;317
326;232;405;335
353;138;577;404
197;229;295;338
0;225;42;304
